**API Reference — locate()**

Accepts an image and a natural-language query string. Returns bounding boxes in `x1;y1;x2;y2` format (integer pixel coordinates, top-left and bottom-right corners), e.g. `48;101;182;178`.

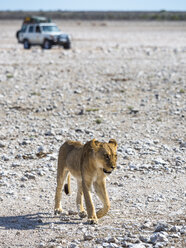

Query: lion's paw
54;208;63;215
79;211;87;219
87;218;98;225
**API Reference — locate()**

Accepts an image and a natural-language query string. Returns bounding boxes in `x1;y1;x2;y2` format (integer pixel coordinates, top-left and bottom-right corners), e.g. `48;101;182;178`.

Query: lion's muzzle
103;168;112;174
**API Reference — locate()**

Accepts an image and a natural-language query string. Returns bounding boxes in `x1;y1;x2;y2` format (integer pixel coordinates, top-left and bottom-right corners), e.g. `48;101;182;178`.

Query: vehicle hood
43;32;68;37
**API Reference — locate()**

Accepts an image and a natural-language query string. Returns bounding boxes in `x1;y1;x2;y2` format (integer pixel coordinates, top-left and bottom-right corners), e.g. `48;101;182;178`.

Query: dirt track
0;20;186;248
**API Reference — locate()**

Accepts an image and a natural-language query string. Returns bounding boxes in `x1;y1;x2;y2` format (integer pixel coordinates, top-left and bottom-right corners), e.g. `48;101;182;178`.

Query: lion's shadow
0;210;89;230
0;212;70;230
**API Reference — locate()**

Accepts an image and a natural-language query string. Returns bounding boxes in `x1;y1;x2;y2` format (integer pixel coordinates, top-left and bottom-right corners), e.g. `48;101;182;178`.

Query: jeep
16;16;71;50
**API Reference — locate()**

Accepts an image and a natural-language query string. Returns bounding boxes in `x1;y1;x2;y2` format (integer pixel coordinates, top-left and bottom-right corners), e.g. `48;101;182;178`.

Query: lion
54;138;117;224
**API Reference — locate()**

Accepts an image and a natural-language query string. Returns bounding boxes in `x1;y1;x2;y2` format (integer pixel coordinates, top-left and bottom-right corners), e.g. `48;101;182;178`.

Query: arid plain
0;20;186;247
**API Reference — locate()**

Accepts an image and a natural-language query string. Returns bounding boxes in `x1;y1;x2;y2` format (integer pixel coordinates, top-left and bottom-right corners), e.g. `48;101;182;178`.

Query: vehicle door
27;25;35;44
35;25;43;44
18;25;27;42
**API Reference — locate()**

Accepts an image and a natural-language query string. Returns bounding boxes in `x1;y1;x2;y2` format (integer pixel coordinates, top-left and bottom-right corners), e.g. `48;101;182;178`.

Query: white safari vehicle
16;16;71;49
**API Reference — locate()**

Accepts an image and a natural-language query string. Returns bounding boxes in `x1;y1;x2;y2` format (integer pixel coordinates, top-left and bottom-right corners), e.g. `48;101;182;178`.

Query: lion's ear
109;139;117;148
91;139;99;150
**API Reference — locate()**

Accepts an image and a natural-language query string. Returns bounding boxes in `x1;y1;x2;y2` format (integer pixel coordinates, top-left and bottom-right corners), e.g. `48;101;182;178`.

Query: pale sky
0;0;185;11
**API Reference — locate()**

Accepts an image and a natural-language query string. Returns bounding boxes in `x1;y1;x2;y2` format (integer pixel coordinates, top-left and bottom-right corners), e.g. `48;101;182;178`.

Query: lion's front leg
82;177;98;224
94;178;110;219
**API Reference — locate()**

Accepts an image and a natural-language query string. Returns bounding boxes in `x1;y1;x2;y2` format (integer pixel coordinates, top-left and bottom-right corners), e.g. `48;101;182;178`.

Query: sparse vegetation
0;11;186;20
127;106;134;111
179;89;185;94
6;74;13;79
95;119;102;124
86;108;99;112
31;92;41;96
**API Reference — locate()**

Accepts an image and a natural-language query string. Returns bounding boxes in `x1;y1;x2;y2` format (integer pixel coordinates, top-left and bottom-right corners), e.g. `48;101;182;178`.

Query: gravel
0;20;186;248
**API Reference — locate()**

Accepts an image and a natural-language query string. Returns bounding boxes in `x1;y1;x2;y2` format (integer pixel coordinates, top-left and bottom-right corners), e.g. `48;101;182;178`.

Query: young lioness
54;139;117;224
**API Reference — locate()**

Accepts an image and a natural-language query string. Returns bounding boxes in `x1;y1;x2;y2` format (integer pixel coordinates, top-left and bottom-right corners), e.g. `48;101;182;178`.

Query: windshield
42;26;60;32
21;25;27;32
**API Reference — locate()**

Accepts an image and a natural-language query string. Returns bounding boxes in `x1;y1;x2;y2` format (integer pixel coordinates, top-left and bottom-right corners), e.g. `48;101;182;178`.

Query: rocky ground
0;20;186;248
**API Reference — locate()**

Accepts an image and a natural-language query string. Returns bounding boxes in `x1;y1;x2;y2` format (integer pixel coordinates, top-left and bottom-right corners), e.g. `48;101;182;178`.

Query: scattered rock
84;233;94;241
24;173;36;180
0;142;6;148
154;222;168;232
153;158;167;165
169;225;181;232
44;130;55;136
180;226;186;235
0;21;185;248
1;155;10;161
20;176;28;181
128;244;146;248
22;154;35;160
140;220;152;229
68;210;78;215
12;162;21;167
150;232;168;244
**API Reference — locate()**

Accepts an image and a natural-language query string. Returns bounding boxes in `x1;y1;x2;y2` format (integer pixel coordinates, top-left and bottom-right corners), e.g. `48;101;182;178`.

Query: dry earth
0;20;186;248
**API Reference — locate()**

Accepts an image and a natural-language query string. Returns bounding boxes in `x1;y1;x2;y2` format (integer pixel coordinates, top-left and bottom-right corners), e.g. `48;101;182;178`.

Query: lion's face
92;139;118;174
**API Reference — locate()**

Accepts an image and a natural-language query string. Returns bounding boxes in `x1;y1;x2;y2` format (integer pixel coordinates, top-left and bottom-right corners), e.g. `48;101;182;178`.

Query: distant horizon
1;9;186;12
0;0;185;12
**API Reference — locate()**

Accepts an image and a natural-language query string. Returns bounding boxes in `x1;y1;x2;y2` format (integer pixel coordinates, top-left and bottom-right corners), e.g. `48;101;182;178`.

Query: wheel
63;42;71;50
16;30;20;39
43;40;52;49
23;39;30;49
16;31;21;43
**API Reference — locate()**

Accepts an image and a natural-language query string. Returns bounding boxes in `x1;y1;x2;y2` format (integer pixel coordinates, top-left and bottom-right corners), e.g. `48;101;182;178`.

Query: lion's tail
64;173;71;195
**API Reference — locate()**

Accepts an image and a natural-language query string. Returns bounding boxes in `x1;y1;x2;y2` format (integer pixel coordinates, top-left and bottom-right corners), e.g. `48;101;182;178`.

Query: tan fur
54;139;117;224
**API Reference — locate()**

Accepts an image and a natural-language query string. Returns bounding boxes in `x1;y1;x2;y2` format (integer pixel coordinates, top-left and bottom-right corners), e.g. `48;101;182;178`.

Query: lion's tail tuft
64;173;71;195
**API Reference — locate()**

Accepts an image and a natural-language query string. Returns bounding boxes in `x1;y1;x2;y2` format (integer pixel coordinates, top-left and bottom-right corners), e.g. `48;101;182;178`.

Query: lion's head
90;139;118;174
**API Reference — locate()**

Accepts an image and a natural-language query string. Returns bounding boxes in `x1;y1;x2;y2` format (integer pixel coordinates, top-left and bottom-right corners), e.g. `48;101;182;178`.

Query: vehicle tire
43;40;52;49
63;42;71;50
16;31;21;43
16;30;20;39
23;39;31;49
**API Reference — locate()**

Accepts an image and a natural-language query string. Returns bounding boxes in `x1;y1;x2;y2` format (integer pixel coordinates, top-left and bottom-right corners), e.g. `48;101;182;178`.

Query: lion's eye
104;154;109;160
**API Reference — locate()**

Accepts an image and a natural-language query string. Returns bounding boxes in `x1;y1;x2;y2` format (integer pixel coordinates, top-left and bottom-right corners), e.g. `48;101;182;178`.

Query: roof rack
23;16;51;24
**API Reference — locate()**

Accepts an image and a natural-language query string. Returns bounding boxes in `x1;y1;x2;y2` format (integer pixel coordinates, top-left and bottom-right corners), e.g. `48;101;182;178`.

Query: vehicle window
28;26;34;33
36;26;41;33
42;26;60;32
21;25;27;33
